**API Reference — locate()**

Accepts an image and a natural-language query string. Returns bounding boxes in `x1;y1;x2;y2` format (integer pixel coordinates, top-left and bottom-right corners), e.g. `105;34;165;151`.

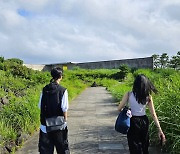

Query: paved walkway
68;87;128;154
16;87;164;154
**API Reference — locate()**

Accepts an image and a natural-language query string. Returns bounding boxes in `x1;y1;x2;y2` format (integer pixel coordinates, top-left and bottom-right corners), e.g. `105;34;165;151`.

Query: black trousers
127;115;149;154
38;127;70;154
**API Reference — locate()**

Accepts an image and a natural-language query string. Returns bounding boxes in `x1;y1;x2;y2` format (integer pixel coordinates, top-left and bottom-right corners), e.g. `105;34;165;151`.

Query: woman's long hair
132;74;157;105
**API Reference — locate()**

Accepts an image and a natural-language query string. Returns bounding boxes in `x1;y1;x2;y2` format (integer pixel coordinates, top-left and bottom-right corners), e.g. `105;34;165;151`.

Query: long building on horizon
24;56;153;71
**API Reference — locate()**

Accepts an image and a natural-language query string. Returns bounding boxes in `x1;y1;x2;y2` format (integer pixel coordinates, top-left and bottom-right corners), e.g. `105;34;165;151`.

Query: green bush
6;58;23;65
0;56;4;63
111;64;130;81
0;63;4;70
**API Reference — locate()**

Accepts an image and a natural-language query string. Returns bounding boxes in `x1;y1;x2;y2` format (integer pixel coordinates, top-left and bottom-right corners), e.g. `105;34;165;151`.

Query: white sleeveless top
128;92;147;116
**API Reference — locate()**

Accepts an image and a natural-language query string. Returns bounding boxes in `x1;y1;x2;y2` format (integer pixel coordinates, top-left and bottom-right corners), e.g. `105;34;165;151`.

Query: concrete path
68;87;128;154
16;87;165;154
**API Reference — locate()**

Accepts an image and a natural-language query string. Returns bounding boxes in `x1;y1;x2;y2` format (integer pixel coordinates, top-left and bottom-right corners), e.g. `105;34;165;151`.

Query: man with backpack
38;67;70;154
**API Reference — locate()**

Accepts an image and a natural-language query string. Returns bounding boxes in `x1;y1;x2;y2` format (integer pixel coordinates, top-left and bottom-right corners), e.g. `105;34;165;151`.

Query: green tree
169;51;180;70
6;58;23;65
152;54;160;68
111;64;130;80
159;53;169;68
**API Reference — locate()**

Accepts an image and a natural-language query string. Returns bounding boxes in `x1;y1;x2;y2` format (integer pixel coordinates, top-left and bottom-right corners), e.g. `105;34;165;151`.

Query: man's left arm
61;89;69;121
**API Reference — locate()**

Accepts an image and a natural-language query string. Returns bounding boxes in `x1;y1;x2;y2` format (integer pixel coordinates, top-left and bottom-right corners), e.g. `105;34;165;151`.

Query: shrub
112;64;130;80
0;56;4;63
6;58;23;65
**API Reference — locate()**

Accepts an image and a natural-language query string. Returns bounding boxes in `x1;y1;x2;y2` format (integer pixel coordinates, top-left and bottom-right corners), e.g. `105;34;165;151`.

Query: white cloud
0;0;180;64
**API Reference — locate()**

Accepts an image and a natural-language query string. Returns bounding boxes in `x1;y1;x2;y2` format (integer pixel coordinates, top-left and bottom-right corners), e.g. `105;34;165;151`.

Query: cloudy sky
0;0;180;64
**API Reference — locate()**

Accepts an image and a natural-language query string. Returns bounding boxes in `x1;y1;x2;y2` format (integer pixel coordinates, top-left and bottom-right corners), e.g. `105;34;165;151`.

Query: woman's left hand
158;131;166;145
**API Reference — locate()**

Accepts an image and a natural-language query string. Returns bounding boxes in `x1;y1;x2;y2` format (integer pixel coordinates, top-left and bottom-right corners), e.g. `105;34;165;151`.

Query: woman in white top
118;74;166;154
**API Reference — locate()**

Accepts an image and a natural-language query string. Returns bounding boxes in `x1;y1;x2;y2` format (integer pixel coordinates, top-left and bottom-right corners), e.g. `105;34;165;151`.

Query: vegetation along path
16;87;166;154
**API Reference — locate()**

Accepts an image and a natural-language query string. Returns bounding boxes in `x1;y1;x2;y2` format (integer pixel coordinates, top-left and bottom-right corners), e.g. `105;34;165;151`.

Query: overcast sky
0;0;180;64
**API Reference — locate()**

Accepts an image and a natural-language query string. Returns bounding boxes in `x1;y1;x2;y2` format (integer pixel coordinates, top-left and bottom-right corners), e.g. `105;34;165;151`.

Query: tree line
152;51;180;70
